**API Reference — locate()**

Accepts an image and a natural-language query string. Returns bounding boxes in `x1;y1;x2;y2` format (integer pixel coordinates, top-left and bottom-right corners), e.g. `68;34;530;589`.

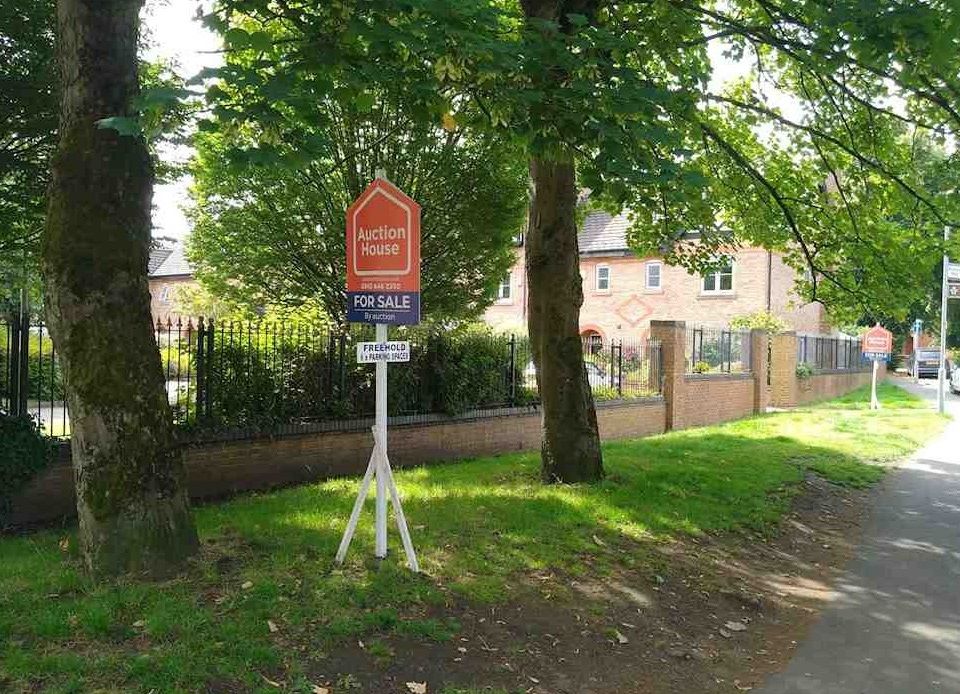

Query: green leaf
353;92;376;112
224;27;251;48
96;116;143;137
248;31;273;52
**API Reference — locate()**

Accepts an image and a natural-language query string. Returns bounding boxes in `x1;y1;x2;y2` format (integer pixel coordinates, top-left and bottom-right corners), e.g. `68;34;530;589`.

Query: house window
159;285;171;304
646;262;662;290
596;265;611;292
497;273;512;301
701;261;734;294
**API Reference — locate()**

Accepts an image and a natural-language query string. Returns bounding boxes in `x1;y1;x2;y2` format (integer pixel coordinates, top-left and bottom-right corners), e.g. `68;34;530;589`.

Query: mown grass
0;382;944;693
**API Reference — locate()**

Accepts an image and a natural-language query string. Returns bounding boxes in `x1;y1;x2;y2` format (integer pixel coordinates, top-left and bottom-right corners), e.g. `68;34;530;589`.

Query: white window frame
645;261;663;291
595;264;611;292
159;285;171;304
701;261;734;295
496;272;513;304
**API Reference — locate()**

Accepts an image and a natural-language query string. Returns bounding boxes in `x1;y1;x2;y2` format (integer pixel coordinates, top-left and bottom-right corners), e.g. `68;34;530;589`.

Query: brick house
148;243;198;324
484;211;831;342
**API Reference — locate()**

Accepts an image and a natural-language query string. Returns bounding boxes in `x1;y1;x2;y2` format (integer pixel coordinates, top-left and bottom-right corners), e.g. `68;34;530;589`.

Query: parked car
524;360;611;388
912;348;947;379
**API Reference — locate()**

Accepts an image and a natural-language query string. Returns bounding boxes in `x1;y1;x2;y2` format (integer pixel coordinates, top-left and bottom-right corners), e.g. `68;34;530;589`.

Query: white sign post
870;357;880;410
335;328;420;572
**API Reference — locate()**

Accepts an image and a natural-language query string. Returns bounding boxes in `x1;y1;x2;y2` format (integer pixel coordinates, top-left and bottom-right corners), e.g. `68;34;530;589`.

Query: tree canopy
0;0;196;311
0;0;57;307
200;0;960;324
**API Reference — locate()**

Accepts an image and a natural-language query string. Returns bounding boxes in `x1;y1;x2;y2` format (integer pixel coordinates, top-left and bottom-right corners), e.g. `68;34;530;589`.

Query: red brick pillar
770;331;798;408
750;329;770;414
650;320;686;430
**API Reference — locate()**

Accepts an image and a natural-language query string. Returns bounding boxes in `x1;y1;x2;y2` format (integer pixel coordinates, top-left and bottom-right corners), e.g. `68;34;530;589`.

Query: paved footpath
760;377;960;694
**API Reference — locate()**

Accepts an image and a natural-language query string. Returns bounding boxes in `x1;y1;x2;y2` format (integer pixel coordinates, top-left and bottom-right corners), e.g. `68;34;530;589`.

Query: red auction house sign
345;178;421;324
861;324;893;358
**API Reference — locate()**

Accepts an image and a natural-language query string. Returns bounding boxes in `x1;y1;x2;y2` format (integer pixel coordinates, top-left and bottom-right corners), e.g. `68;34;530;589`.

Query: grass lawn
0;382;945;693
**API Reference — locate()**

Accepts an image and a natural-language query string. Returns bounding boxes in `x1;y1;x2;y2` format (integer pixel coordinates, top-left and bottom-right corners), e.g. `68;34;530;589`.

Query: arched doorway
581;328;603;356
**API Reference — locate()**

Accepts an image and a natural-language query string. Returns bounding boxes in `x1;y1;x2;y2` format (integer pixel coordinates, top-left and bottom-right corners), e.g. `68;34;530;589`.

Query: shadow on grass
198;428;881;600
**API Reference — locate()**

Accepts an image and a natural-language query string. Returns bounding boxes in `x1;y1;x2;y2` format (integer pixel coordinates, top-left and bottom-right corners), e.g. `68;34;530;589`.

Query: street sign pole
939;227;950;415
871;357;880;411
912;319;921;383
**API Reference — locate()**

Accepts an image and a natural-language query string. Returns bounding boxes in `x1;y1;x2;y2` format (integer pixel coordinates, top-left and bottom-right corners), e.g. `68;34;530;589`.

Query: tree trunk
521;0;603;483
42;0;198;576
526;155;604;483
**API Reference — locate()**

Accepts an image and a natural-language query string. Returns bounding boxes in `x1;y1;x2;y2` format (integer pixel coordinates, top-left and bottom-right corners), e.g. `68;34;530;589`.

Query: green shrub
0;412;54;520
692;360;712;374
796;362;814;380
730;310;788;334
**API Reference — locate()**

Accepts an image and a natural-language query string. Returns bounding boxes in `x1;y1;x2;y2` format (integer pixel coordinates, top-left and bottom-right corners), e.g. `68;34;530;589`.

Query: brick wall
795;369;879;405
650;320;766;431
5;399;666;527
770;331;883;407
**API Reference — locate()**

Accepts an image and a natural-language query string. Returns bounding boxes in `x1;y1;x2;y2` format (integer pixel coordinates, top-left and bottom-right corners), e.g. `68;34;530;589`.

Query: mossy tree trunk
521;0;603;483
525;154;604;483
42;0;198;576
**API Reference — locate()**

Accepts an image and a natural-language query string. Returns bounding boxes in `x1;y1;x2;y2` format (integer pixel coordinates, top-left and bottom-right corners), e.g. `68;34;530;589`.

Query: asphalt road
759;377;960;693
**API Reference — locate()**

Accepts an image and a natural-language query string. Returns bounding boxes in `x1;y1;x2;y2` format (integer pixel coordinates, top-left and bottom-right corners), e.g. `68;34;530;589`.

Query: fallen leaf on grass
132;620;145;629
259;673;282;688
592;534;606;547
614;629;629;645
267;620;279;633
405;682;427;694
241;580;254;590
724;621;747;632
58;537;70;553
311;686;329;694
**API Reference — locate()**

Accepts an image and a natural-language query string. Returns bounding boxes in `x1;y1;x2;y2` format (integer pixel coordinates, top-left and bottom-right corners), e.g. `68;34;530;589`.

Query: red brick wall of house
484;247;829;341
149;276;199;325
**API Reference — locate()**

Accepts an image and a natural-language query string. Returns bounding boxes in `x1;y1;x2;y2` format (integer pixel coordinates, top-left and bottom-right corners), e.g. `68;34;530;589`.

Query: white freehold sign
356;341;411;363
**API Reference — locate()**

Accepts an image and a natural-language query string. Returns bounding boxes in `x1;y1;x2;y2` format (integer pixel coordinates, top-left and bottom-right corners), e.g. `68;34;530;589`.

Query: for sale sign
346;178;421;324
861;324;893;359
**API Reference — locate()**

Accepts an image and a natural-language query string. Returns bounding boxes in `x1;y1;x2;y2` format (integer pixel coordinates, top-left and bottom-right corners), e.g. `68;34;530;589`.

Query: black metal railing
1;314;68;437
797;334;863;371
2;311;662;440
686;326;751;374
